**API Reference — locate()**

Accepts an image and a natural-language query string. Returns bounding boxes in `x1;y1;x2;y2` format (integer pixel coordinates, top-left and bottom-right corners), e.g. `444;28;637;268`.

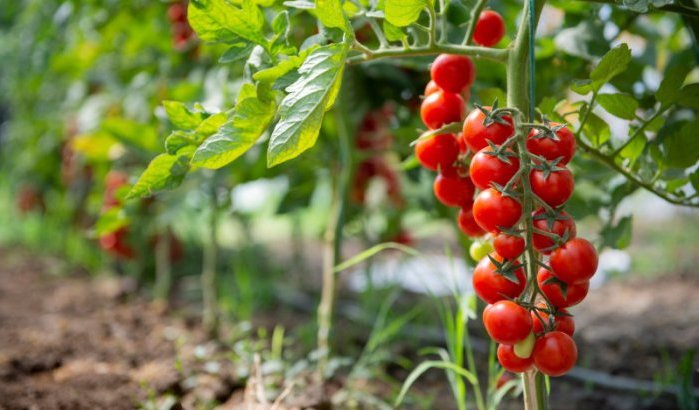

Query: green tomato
514;331;535;359
469;240;493;261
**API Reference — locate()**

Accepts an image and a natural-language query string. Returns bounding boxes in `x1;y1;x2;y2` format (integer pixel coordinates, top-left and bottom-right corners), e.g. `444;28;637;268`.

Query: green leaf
127;147;195;199
596;93;638;120
383;20;406;42
663;120;699;168
619;132;645;161
554;20;609;61
602;215;632;250
165;131;199;154
656;62;691;106
622;0;674;12
188;0;267;46
163;101;206;129
253;46;317;83
94;207;129;235
102;118;160;153
191;84;277;169
572;44;632;95
385;0;428;27
219;39;255;63
395;360;478;407
689;170;699;192
267;43;348;167
283;0;315;9
677;83;699;109
333;242;420;273
316;0;351;33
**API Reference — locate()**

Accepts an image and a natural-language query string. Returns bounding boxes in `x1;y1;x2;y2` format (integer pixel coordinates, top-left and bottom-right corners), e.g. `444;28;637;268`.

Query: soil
0;247;697;410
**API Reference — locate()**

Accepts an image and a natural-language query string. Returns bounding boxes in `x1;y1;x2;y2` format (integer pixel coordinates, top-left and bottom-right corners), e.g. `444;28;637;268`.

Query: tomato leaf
662;120;699;168
219;38;256;63
596;93;638;120
162;101;207;129
571;44;631;95
385;0;429;27
95;207;129;236
253;46;317;83
383;20;406;42
188;0;267;46
191;84;277;169
677;83;699;109
656;61;692;106
127;147;195;199
267;43;348;167
601;215;632;250
316;0;351;34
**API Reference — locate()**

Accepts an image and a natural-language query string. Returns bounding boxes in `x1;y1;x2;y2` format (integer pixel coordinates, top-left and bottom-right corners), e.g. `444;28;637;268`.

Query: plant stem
462;0;489;45
202;180;219;335
579;0;699;17
506;1;548;409
316;92;353;378
348;43;509;64
154;227;172;303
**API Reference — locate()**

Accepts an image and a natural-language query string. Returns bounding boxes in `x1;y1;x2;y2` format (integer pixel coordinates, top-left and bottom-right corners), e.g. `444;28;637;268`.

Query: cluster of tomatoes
413;9;598;378
168;1;195;51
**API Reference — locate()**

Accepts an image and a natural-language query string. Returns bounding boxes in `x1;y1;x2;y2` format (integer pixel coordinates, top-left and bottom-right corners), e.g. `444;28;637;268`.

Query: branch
348;43;509;65
462;0;489;45
578;0;699;17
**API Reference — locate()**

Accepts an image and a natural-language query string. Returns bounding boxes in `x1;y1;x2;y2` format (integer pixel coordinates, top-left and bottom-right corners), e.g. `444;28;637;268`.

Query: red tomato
533;331;578;377
493;233;525;259
415;134;460;172
483;300;532;345
469;147;520;190
473;252;526;304
433;174;475;208
424;80;440;96
530;168;574;208
527;123;576;165
100;227;136;260
473;10;506;47
549;238;598;284
537;268;589;308
420;90;465;130
497;344;534;373
103;170;129;210
462;108;515;152
472;188;522;233
168;2;187;23
532;208;577;254
430;54;476;93
457;207;486;237
16;185;44;214
530;302;575;336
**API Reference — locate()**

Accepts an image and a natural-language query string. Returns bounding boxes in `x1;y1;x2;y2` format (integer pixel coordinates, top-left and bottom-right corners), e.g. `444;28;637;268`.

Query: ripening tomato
530;167;574;208
462;108;515;152
421;90;465;130
532;208;577;254
483;300;532;345
473;252;526;304
497;344;534;373
493;233;525;259
549;238;598;284
433;174;475;208
425;80;440;96
469;148;520;190
457;207;487;237
532;331;578;377
473;10;506;47
527;123;576;165
537;268;589;308
168;2;187;23
472;188;522;233
530;302;575;336
430;54;476;93
415;134;460;172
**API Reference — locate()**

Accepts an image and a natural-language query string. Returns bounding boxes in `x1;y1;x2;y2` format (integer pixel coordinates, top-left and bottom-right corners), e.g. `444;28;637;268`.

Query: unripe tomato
533;331;578;377
537;268;589;308
472;188;522;233
497;344;534;373
469;240;493;261
483;300;532;345
532;208;576;254
549;238;598;284
473;10;506;47
530;302;575;336
457;207;486;237
415;134;460;172
527;123;576;165
530;168;574;208
473;252;526;304
433;174;475;208
493;233;525;259
469;148;520;190
430;54;476;93
462;108;515;152
420;90;465;130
